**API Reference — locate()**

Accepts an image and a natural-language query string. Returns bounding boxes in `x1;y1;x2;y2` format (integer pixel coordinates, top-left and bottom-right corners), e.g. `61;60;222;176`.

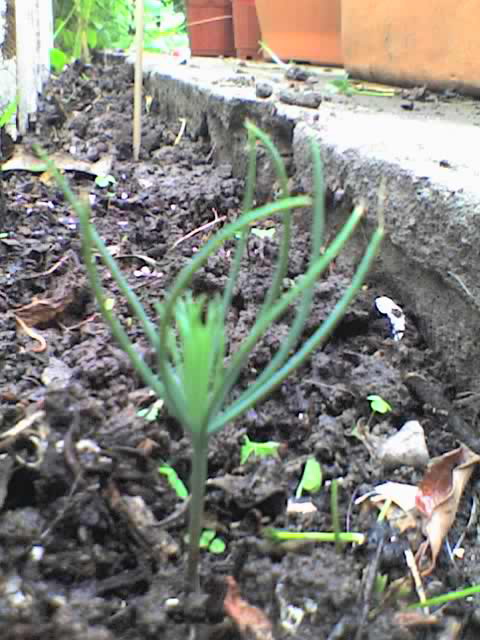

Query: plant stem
186;435;209;593
265;529;365;544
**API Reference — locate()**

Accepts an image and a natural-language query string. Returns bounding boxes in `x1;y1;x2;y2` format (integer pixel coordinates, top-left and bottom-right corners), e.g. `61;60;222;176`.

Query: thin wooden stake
133;0;144;161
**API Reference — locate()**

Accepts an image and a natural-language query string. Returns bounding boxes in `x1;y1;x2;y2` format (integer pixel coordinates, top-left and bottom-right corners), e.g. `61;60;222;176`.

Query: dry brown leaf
224;576;274;640
14;281;75;352
2;146;113;176
415;444;480;575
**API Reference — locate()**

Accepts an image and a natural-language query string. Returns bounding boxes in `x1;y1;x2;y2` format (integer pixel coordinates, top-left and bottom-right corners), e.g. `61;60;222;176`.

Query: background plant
51;0;186;68
45;122;383;592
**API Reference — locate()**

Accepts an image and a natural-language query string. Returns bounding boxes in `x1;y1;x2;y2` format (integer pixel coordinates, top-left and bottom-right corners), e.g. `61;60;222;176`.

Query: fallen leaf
224;576;273;640
2;146;112;177
415;444;480;575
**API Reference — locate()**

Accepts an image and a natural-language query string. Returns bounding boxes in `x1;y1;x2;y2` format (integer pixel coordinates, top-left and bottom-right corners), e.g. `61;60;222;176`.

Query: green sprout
95;174;116;189
367;394;392;415
42;121;383;593
263;527;365;545
352;394;392;440
408;583;480;609
0;99;17;129
137;398;164;422
199;529;226;554
158;464;189;500
240;435;281;464
325;73;395;98
295;457;322;498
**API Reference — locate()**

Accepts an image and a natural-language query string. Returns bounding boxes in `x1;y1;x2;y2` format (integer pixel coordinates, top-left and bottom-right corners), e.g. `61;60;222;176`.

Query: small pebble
256;82;273;99
378;420;429;469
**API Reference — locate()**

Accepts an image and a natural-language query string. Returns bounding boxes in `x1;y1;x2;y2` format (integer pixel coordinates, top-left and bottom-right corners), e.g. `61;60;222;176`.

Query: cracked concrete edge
293;121;480;390
147;69;480;390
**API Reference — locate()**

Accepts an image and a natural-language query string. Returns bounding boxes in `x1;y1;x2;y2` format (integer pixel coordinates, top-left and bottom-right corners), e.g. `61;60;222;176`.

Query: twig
171;210;226;250
174;118;187;146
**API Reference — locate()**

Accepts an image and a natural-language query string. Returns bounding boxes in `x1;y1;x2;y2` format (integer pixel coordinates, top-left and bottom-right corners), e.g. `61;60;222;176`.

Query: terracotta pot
255;0;342;66
342;0;480;95
186;0;235;57
232;0;261;59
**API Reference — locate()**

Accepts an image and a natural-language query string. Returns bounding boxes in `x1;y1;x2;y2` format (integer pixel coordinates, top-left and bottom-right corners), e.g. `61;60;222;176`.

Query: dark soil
1;58;480;640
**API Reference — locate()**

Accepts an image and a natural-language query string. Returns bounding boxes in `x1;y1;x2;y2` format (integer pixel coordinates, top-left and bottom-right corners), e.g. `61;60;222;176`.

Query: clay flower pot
186;0;235;57
254;0;342;66
342;0;480;95
232;0;262;60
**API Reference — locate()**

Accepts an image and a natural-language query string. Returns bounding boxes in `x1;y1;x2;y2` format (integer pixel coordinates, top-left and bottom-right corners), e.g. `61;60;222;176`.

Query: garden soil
1;58;480;640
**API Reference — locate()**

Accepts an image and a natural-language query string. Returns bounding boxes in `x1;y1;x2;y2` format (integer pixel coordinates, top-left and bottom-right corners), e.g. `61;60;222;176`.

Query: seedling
137;398;164;422
95;174;116;189
409;583;480;609
199;529;226;554
295;457;322;498
367;395;392;416
263;528;365;545
353;394;392;440
326;73;395;98
0;99;17;129
158;464;189;500
240;435;280;464
44;121;383;593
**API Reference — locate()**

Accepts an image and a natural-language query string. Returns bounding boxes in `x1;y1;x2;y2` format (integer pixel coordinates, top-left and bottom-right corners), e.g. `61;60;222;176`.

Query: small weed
95;174;116;189
295;457;322;498
158;464;189;500
137;398;164;422
240;435;280;464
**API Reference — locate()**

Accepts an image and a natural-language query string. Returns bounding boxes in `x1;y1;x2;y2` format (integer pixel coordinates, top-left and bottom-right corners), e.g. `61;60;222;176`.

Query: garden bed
1;58;480;639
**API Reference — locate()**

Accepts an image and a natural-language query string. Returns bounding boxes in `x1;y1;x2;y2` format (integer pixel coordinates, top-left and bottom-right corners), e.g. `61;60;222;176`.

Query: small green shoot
104;297;115;311
0;99;16;129
408;583;480;609
263;527;365;545
199;529;226;554
374;573;388;596
44;121;383;593
137;398;164;422
240;435;280;465
158;464;189;500
295;457;322;498
325;73;395;98
95;174;116;189
330;478;342;553
50;47;68;72
367;395;392;415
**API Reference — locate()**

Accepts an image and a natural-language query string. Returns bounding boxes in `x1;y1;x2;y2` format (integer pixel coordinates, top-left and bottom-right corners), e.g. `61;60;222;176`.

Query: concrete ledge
145;60;480;389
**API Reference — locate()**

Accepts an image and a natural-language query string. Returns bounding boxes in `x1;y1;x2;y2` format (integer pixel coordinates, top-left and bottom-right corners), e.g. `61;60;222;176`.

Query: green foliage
52;0;186;64
240;435;280;464
137;398;164;422
50;48;68;72
325;72;395;97
295;458;322;498
263;528;366;545
199;529;225;554
95;174;116;188
367;394;392;415
53;0;134;62
409;583;480;608
43;122;383;593
0;99;16;129
158;464;189;499
143;0;186;53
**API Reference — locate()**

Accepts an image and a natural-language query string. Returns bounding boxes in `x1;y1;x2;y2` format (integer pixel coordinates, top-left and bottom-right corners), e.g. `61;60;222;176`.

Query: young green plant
44;121;383;593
